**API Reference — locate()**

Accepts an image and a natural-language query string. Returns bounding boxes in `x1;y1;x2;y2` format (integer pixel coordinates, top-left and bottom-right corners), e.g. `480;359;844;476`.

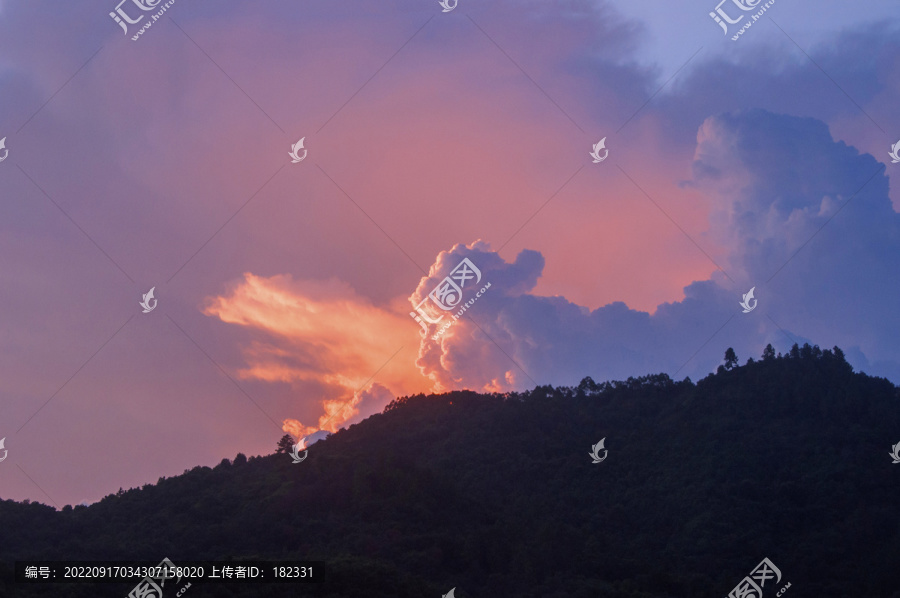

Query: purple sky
1;0;900;506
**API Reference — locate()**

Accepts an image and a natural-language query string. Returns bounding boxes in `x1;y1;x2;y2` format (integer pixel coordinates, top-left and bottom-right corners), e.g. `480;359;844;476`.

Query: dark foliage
276;434;294;454
2;345;899;598
724;347;738;370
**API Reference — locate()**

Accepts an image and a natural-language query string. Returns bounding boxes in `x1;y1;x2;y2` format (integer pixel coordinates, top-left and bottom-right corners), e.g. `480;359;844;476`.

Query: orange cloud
204;273;430;436
282;382;396;439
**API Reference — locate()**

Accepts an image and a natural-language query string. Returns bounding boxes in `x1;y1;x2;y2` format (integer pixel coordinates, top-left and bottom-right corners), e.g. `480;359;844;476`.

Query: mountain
2;344;899;598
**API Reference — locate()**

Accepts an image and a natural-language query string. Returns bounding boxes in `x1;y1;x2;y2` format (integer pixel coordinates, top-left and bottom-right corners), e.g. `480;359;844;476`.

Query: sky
1;0;900;506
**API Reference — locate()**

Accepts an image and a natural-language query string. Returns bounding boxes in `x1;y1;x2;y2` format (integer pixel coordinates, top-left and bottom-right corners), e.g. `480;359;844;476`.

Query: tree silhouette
724;347;738;370
762;344;776;361
276;434;294;454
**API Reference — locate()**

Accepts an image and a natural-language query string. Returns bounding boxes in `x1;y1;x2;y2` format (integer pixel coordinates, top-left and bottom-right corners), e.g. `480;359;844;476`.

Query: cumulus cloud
410;110;900;388
410;241;734;391
204;111;900;433
209;109;900;413
693;109;900;377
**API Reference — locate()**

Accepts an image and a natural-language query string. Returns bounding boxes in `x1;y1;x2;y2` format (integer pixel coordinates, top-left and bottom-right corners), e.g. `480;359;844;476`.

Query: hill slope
2;344;899;598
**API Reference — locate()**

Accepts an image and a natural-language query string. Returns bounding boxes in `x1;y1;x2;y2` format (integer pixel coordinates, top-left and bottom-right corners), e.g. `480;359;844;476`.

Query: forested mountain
2;344;899;598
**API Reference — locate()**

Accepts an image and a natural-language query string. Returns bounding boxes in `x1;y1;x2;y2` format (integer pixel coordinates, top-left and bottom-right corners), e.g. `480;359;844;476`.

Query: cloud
410;110;900;388
204;274;429;436
210;109;900;407
282;382;396;439
693;109;900;376
410;241;734;391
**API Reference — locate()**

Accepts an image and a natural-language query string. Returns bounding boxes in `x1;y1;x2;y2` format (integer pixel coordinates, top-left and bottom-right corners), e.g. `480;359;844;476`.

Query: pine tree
276;434;294;454
724;347;738;370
